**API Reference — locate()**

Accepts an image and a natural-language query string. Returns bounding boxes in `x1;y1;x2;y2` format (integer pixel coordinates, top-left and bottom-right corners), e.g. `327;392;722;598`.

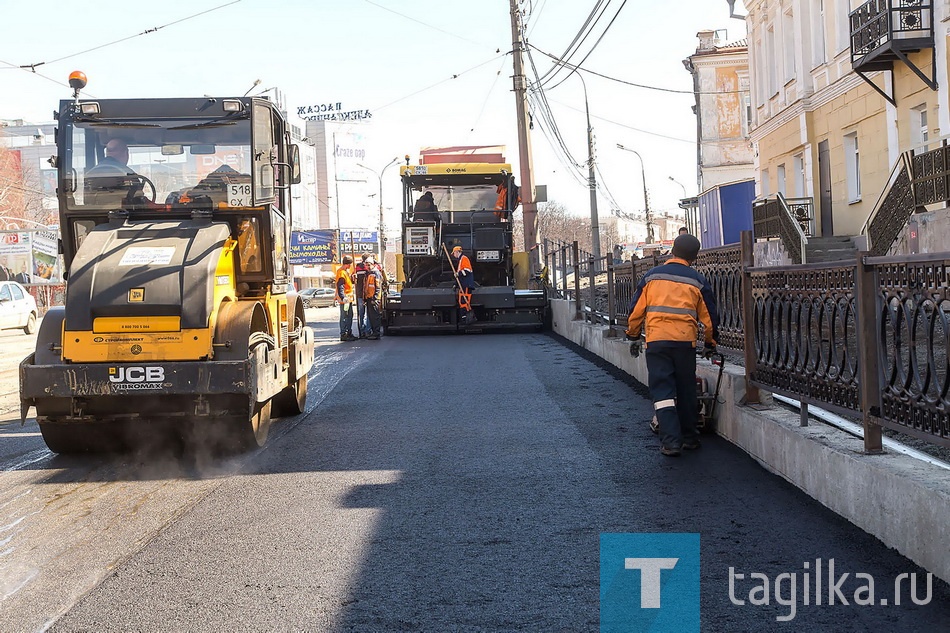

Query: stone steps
805;236;858;263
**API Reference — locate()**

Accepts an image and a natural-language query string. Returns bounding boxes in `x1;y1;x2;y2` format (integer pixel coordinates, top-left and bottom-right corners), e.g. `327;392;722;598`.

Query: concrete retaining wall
550;298;950;583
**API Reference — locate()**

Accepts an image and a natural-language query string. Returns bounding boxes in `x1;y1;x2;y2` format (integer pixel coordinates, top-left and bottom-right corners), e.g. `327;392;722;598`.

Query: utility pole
577;73;600;262
509;0;539;269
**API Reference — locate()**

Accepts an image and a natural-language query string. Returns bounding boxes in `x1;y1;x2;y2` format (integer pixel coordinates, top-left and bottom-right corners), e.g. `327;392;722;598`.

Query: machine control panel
405;226;435;256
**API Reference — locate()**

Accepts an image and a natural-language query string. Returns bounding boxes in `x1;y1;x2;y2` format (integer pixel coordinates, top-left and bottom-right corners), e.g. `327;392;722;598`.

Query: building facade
743;0;950;244
686;30;756;193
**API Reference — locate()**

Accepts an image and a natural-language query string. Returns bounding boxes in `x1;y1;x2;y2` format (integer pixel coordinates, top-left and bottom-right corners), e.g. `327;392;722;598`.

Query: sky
0;0;747;237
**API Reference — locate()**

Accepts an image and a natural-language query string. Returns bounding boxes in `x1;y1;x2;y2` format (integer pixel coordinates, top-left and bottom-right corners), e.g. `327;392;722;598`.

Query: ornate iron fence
694;245;744;351
872;253;950;446
545;231;950;450
748;262;861;417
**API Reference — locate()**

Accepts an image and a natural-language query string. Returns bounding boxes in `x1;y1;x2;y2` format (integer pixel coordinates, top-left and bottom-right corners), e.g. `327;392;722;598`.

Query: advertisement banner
340;229;378;243
31;230;61;284
0;232;32;283
289;230;338;265
339;229;379;258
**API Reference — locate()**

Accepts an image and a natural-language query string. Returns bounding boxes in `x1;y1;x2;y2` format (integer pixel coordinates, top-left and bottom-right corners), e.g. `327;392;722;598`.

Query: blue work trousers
339;301;354;337
646;345;699;450
356;297;368;336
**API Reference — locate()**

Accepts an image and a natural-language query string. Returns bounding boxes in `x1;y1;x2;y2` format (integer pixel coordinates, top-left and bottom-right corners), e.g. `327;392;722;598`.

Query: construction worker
336;255;357;341
363;255;384;339
450;245;475;323
413;191;439;222
353;253;371;338
626;233;719;457
493;181;520;220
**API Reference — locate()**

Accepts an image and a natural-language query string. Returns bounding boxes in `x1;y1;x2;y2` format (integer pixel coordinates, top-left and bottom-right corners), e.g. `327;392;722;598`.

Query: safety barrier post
606;261;617;336
573;241;581;319
740;231;761;404
561;244;569;299
855;250;884;454
588;256;596;323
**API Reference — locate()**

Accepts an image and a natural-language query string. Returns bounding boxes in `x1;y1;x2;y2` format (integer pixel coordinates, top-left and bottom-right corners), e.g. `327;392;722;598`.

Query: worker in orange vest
450;245;475;323
336;255;357;341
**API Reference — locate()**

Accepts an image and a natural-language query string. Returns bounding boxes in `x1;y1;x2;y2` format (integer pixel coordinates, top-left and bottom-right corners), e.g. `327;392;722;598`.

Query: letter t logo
625;558;679;608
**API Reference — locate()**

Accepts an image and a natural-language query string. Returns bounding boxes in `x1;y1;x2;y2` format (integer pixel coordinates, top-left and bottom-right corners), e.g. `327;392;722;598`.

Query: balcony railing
850;0;935;103
851;0;933;63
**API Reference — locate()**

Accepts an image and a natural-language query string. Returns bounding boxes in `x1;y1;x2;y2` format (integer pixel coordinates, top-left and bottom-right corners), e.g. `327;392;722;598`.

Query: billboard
0;230;62;284
289;230;338;265
339;229;379;257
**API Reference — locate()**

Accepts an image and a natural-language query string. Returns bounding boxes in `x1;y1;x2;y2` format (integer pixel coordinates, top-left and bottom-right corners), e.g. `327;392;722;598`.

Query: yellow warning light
68;71;87;91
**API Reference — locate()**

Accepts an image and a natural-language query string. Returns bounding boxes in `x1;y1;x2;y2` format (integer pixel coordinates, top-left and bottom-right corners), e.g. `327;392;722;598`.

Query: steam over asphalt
1;309;949;630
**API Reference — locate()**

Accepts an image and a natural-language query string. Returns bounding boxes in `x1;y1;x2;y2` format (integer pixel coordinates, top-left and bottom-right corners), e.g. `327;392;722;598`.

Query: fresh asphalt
47;314;950;632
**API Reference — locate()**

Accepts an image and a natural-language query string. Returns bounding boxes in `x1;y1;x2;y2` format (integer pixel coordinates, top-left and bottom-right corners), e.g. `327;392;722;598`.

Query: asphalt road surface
1;307;948;632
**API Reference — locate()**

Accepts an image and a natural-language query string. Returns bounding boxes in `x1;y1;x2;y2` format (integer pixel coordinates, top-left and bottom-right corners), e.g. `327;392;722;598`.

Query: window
777;164;787;195
767;26;778;96
253;103;276;202
743;92;752;136
761;168;771;197
793;154;805;197
912;105;929;149
844;133;861;202
754;40;766;106
836;0;850;52
11;284;24;300
238;217;263;273
783;10;796;81
813;0;827;66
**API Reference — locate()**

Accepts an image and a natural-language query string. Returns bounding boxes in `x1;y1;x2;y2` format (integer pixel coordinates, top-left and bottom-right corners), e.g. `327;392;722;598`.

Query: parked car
299;287;337;308
0;281;38;334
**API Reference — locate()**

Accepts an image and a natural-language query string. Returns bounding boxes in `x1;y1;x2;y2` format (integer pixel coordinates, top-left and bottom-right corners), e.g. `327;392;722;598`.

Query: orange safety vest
626;257;718;346
495;185;507;211
335;266;354;301
455;254;473;276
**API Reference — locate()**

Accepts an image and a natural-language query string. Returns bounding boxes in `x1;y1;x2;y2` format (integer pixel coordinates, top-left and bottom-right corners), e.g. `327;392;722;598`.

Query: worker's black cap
671;234;701;261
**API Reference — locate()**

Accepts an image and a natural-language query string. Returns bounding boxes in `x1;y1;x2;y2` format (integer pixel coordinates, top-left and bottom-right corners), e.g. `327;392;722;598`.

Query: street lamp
668;176;688;199
616;144;655;244
668;176;692;235
358;157;399;265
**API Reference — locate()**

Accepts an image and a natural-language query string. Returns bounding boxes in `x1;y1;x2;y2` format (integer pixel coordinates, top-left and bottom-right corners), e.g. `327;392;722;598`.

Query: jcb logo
109;366;165;383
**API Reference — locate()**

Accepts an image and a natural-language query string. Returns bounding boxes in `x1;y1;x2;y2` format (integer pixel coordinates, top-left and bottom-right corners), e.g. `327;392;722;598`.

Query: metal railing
863;152;915;256
850;0;933;64
752;194;812;264
542;231;950;451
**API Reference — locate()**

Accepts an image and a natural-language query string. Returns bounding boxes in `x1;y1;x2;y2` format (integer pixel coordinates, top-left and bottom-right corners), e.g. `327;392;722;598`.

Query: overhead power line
546;98;694;144
372;52;510;112
542;0;629;91
534;0;608;87
8;0;244;71
361;0;487;47
529;44;750;95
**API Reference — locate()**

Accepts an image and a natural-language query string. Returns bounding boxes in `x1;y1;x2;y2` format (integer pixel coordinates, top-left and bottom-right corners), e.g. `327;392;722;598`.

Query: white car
0;281;38;334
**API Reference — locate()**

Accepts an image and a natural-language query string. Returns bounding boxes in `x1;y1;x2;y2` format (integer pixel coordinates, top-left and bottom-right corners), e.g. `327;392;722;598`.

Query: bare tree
0;137;49;227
